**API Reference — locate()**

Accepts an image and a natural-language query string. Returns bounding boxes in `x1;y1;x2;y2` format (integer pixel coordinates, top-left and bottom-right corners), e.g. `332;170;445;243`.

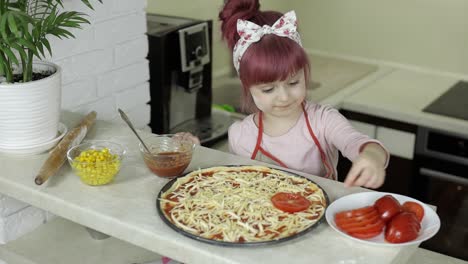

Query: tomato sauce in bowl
143;151;192;177
139;135;195;178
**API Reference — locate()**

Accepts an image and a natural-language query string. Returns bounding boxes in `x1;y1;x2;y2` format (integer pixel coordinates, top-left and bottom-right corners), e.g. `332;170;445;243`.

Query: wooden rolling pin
34;111;97;185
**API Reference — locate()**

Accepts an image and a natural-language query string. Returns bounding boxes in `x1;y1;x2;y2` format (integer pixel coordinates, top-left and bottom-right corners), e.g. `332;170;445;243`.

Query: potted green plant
0;0;101;154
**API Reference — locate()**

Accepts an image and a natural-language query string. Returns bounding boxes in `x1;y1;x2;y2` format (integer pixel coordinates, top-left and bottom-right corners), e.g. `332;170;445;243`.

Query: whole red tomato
374;195;402;222
385;212;421;243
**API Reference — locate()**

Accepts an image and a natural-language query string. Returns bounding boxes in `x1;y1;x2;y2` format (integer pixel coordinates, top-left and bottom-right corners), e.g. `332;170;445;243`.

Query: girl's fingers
345;155;387;189
173;132;200;145
372;170;386;189
172;133;184;141
190;135;201;145
359;169;385;189
363;171;378;188
353;170;372;187
344;162;364;187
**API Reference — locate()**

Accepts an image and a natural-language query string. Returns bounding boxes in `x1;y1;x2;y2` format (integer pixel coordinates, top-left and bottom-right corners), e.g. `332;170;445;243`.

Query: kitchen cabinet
376;126;415;160
338;110;418;196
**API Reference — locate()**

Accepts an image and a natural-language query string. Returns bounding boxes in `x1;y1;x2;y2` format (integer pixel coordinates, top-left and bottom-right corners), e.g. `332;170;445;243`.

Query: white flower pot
0;61;62;152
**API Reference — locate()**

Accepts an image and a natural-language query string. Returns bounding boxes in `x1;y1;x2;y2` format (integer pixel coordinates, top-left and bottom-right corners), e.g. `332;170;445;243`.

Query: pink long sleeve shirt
228;102;389;179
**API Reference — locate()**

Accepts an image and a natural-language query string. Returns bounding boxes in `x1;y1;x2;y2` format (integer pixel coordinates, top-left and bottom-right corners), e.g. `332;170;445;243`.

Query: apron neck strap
251;112;264;159
303;104;335;179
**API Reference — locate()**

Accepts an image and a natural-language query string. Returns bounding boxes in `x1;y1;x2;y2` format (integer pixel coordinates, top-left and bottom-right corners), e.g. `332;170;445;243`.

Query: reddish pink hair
219;0;310;113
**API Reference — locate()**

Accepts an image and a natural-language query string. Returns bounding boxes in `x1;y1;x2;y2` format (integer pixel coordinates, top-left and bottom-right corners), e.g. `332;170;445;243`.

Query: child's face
249;69;306;117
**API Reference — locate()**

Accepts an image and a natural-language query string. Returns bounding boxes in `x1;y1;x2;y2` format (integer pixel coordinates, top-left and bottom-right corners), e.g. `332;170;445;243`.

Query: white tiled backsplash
0;0;149;244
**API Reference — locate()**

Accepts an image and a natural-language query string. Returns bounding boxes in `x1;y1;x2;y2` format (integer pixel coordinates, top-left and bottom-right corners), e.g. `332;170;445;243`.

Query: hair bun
219;0;260;50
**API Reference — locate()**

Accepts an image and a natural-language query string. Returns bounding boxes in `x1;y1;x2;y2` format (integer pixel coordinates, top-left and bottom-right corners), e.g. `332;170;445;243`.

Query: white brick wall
50;0;150;128
0;0;149;245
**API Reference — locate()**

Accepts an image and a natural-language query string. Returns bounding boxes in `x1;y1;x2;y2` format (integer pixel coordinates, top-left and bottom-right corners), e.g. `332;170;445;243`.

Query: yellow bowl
67;141;125;186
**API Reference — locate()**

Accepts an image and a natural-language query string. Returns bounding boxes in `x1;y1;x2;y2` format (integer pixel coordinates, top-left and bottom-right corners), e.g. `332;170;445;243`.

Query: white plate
325;191;441;246
0;123;67;155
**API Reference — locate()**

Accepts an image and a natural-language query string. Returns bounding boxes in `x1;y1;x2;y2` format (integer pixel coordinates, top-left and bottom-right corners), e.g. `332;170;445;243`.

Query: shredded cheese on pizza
160;166;327;243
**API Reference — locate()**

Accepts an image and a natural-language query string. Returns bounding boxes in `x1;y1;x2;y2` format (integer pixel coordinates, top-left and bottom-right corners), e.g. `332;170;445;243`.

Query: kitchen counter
0;111;420;264
409;248;467;264
341;68;468;136
3;217;465;264
307;54;378;102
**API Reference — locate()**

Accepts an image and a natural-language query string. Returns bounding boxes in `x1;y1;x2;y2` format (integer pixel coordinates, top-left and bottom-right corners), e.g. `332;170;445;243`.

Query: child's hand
344;143;387;189
173;132;201;145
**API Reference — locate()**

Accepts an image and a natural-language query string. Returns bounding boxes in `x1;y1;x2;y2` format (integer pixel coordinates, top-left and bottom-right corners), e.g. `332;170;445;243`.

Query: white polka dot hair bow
232;10;302;74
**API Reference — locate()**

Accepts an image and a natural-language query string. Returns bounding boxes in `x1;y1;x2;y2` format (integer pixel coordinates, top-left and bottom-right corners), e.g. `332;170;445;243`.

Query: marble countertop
409;248;467;264
0;111;420;264
307;54;378;103
341;68;468;135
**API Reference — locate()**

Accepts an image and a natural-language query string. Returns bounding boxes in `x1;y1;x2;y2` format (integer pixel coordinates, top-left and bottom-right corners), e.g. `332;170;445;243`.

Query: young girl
159;2;388;263
180;0;389;190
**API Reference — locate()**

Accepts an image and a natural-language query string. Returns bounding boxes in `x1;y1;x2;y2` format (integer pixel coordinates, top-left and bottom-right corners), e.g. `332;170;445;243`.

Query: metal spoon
118;108;152;154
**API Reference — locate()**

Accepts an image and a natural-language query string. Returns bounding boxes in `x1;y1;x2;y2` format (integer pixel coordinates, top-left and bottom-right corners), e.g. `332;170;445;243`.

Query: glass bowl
139;134;195;178
67;141;126;186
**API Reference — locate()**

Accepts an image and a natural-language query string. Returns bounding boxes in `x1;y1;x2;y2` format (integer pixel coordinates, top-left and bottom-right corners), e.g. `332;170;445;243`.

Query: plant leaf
50;28;75;39
16;37;35;50
43;5;57;31
61;21;80;28
0;12;10;45
32;21;41;40
0;62;5;77
12;11;33;36
55;0;65;8
10;42;28;65
80;0;94;10
41;38;52;56
7;13;20;37
37;42;45;57
17;38;40;57
0;45;19;66
69;16;90;24
0;56;5;76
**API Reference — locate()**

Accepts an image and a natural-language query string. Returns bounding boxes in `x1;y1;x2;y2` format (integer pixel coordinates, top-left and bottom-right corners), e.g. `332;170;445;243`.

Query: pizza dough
159;166;327;243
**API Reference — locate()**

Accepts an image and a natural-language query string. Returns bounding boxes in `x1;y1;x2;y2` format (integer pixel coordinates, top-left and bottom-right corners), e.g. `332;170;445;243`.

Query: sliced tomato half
374;195;402;222
334;206;384;240
402;201;425;222
335;206;375;220
335;209;380;228
271;192;311;213
385;212;420;243
337;213;382;231
348;230;382;239
344;219;385;234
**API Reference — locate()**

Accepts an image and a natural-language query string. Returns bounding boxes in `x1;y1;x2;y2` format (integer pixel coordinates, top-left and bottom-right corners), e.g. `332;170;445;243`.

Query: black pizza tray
155;165;330;247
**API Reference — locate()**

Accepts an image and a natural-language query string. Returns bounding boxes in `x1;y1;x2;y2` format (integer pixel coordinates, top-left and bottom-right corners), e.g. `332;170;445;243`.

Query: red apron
251;104;334;179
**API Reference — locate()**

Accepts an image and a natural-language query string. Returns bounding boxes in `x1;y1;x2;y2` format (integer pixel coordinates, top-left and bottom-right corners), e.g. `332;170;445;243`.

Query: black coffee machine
146;14;232;145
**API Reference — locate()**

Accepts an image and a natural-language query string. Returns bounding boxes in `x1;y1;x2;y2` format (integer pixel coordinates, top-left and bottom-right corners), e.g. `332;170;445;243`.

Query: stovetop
424;81;468;121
